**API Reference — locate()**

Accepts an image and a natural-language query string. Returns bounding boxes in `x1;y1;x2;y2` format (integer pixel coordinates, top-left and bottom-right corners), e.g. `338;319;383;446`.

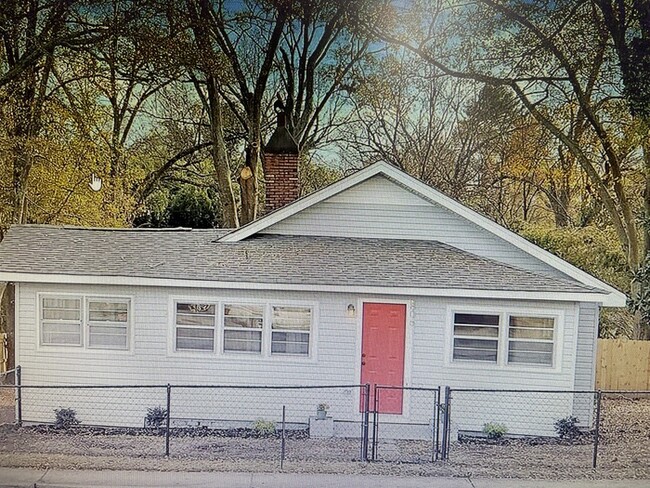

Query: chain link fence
598;391;650;473
443;387;650;473
0;371;371;466
443;388;599;470
1;368;649;474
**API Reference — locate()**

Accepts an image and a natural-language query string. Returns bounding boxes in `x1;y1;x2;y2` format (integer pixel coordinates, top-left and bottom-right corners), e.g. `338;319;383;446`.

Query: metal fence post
165;384;171;457
362;383;371;461
433;386;441;462
441;386;451;461
592;390;602;469
280;405;286;470
371;385;379;461
15;365;21;427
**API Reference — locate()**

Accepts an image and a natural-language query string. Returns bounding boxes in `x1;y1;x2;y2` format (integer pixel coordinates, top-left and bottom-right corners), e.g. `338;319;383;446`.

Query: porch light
347;304;356;318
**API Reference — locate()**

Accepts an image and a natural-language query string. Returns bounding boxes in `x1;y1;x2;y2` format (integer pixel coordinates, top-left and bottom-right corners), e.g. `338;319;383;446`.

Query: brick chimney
263;107;300;214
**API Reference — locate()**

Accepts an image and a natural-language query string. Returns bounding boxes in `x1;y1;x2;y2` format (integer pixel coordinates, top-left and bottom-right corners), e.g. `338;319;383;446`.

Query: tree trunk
206;77;239;229
240;125;261;225
11;145;30;225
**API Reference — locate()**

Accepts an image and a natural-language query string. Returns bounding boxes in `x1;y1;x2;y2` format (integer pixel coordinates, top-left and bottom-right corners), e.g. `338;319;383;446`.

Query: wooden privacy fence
596;339;650;390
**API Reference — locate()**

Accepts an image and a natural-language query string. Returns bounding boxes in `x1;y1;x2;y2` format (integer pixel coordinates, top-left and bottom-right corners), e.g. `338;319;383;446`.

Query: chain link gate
370;385;442;463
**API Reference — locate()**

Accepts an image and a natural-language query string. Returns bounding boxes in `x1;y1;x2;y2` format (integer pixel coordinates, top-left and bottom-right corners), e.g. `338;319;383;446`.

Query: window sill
447;359;561;374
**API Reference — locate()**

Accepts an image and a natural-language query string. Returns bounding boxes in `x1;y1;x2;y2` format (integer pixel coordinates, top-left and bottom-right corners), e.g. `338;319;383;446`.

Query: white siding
574;302;599;391
570;302;600;428
263;175;571;279
18;282;587;436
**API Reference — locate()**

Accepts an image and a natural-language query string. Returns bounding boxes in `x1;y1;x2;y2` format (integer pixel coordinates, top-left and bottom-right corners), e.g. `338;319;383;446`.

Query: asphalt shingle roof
0;225;600;294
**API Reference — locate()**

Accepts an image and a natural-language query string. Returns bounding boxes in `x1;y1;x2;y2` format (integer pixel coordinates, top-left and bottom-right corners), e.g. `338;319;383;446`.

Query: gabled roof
220;162;626;307
0;226;605;302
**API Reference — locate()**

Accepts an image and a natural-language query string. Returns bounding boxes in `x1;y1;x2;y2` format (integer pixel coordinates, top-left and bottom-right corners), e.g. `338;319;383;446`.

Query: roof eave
0;272;615;305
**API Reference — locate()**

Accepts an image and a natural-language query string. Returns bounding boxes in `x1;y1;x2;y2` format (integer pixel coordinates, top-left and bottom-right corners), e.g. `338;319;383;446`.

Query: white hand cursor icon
89;174;102;192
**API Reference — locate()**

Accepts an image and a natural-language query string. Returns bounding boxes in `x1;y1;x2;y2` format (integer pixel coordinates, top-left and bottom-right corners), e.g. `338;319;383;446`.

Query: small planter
316;403;329;420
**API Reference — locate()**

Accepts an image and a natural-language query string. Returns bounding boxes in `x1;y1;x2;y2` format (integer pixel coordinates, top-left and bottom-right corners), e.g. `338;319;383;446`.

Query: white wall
263;175;572;280
17;282;592;436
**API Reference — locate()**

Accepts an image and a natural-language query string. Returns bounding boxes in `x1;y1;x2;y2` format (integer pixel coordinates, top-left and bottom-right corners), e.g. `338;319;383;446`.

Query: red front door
360;302;406;414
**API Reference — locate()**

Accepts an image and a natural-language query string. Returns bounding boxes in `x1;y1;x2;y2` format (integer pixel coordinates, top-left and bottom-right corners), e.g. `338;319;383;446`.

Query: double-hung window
175;303;216;351
452;313;500;363
87;299;129;350
451;310;558;367
223;304;264;353
41;297;83;346
507;316;555;366
271;306;311;356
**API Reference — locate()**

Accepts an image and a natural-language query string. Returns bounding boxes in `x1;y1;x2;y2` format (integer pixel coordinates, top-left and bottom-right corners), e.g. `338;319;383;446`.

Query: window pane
41;303;82;344
509;327;554;340
89;327;127;349
272;306;311;330
177;303;216;315
454;325;499;338
224;330;262;353
176;327;214;351
176;303;215;327
271;331;309;355
453;338;498;362
508;350;553;366
43;309;80;321
224;316;263;329
509;316;554;329
509;341;554;353
88;301;128;323
43;298;80;310
176;313;215;327
42;322;81;345
89;301;128;312
42;297;80;321
507;316;555;366
224;304;263;318
454;313;499;326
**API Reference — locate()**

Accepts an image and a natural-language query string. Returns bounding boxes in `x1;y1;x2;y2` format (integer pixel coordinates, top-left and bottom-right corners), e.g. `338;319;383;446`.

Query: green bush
253;419;276;436
554;416;582;439
482;422;507;440
54;408;80;429
145;406;167;428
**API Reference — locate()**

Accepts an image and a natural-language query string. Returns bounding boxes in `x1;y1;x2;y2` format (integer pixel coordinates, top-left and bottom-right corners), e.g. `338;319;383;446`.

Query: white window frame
447;305;564;372
173;301;218;353
39;295;83;347
168;296;317;361
86;297;131;351
451;312;500;364
222;303;265;355
506;314;556;367
37;292;134;353
270;305;312;357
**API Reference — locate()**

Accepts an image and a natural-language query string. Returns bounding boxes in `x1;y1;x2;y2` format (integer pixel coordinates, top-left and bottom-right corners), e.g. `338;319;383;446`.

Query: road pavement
0;468;649;488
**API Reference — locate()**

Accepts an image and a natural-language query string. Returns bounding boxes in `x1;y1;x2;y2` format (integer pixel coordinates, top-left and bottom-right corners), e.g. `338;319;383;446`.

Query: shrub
482;422;507;440
54;408;80;429
145;406;167;428
253;419;276;436
555;416;582;439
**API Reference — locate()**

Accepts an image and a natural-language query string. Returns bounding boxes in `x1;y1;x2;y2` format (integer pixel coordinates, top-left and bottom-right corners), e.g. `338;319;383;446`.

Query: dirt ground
0;397;647;479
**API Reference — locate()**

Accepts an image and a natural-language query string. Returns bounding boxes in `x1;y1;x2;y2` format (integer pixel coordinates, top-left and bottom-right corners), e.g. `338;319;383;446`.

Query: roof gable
220;162;626;307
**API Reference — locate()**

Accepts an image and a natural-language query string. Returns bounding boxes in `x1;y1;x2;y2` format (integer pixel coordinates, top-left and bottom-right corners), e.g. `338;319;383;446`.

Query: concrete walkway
0;468;648;488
